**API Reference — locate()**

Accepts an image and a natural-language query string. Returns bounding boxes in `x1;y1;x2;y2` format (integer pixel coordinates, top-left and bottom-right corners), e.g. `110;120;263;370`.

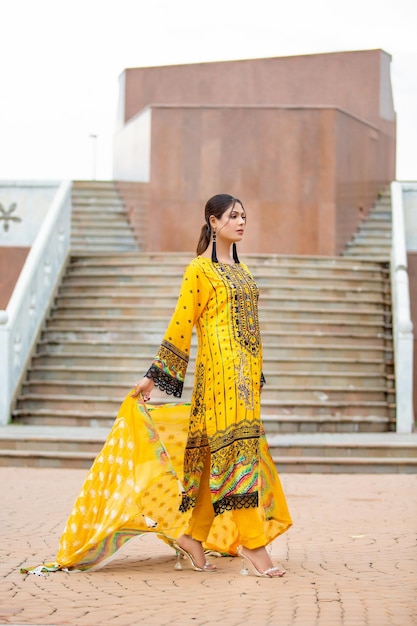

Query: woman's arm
132;260;211;399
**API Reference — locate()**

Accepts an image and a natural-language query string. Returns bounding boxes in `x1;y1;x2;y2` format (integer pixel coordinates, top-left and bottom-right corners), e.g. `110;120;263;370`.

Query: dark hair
196;194;244;255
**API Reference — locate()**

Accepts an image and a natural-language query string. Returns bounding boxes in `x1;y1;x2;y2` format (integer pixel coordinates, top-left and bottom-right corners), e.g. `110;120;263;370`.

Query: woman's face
213;203;246;243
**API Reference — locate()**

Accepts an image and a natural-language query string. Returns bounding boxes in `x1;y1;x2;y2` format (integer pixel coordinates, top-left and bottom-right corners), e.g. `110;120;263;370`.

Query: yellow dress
21;257;292;574
146;257;268;515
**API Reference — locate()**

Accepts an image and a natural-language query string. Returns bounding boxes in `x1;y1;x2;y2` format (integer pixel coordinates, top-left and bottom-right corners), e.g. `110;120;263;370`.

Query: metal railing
0;181;72;425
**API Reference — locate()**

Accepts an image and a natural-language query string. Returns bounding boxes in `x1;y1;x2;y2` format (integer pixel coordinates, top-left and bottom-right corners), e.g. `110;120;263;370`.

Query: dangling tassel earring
211;228;218;263
232;243;240;264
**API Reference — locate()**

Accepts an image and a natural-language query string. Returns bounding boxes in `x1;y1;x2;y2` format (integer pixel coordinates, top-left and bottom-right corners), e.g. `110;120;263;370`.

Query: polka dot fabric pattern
21;394;291;573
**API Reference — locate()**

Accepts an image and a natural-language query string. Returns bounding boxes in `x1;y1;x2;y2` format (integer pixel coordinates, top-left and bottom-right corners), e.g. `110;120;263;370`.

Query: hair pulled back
196;194;243;255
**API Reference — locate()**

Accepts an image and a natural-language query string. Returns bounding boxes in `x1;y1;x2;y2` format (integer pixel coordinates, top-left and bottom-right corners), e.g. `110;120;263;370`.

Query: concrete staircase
342;190;392;260
71;180;138;252
2;184;416;471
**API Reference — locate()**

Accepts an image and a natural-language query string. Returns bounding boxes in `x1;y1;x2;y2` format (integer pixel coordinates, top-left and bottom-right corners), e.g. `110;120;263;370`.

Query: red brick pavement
0;468;416;626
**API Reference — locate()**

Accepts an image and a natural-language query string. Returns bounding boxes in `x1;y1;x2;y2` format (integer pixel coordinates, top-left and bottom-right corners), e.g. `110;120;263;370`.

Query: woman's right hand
131;377;155;401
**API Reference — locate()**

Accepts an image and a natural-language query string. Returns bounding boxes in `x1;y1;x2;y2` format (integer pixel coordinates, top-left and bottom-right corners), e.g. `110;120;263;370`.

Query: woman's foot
176;535;217;572
237;545;286;578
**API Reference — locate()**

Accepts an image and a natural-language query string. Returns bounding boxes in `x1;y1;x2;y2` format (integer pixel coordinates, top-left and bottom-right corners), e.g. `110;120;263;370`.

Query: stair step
267;433;417;458
359;220;392;235
262;414;394;433
260;399;393;417
57;283;389;302
62;275;388;293
65;262;388;279
53;294;389;312
71;225;135;235
11;408;394;432
34;339;391;360
45;314;390;333
26;365;393;388
40;328;392;348
71;245;138;252
273;457;417;473
30;352;392;372
71;236;137;245
351;231;391;240
14;393;392;417
68;252;388;270
20;379;393;403
1;429;415;473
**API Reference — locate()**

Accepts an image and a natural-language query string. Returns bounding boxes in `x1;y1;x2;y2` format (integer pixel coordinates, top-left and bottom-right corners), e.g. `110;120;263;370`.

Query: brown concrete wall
0;247;29;309
115;182;150;250
140;105;386;256
407;252;417;423
145;106;333;255
122;50;395;131
334;111;391;254
117;50;396;256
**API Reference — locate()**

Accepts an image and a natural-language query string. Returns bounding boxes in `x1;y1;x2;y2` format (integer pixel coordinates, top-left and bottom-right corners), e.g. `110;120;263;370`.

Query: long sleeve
145;260;212;397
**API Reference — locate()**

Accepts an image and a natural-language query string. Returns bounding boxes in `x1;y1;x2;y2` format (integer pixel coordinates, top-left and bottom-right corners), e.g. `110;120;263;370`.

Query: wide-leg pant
185;453;268;549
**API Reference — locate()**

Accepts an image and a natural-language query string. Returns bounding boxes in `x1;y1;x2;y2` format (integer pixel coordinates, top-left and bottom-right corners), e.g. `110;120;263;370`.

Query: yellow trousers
185;454;268;550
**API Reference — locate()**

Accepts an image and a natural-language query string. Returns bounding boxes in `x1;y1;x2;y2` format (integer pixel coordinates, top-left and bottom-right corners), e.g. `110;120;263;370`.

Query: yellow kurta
146;258;270;515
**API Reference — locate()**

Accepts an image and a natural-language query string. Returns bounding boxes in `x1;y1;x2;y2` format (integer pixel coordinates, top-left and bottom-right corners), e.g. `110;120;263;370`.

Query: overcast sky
1;0;416;181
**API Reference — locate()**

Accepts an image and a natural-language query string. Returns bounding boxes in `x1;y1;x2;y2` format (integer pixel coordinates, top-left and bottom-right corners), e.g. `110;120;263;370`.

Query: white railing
390;181;414;432
0;181;72;425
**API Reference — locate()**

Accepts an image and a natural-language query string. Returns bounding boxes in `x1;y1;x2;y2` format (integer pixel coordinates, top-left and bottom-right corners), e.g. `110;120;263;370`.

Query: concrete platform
1;426;416;472
1;468;416;625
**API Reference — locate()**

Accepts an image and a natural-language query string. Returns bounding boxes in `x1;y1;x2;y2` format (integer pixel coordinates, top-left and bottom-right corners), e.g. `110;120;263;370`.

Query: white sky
0;0;416;181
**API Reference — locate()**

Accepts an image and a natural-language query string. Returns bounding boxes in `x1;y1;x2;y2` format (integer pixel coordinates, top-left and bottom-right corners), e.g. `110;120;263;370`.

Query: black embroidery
145;365;183;397
159;339;189;375
179;494;196;513
179;491;259;515
145;339;189;397
191;363;206;426
213;492;259;515
210;418;260;455
213;264;261;356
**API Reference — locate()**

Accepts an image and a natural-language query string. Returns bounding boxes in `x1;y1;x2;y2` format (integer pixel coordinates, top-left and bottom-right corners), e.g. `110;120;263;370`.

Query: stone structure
113;49;396;256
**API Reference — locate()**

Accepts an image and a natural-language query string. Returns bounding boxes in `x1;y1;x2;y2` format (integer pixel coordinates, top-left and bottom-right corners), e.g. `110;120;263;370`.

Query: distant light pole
90;134;98;180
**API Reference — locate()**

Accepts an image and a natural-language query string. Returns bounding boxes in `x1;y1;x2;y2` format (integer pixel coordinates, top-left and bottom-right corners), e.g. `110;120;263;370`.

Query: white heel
174;550;183;570
172;540;217;572
236;546;286;578
240;555;249;576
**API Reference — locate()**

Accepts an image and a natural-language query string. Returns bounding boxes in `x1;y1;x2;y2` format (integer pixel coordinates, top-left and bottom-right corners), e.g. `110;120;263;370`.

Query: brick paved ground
0;468;416;626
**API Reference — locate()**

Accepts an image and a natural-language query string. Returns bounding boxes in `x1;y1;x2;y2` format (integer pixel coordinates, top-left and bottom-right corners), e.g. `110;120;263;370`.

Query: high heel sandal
237;546;286;578
172;540;217;573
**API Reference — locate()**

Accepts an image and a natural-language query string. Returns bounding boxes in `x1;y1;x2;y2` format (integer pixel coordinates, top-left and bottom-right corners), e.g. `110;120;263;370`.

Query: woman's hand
131;377;155;401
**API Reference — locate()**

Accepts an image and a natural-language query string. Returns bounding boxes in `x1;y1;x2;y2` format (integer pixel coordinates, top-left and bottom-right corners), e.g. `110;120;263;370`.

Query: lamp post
90;133;98;180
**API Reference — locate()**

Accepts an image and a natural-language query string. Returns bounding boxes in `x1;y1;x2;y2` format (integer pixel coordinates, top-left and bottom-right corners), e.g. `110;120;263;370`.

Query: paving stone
2;469;416;626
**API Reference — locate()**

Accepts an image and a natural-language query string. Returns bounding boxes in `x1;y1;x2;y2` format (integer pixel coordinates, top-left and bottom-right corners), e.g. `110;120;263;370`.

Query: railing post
390;181;414;433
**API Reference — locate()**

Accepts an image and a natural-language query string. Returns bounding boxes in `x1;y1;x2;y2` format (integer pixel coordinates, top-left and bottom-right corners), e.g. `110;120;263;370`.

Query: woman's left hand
131;377;154;401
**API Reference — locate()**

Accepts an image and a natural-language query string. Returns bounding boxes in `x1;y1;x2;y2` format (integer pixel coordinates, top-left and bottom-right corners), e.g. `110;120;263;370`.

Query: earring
232;243;240;264
211;228;218;263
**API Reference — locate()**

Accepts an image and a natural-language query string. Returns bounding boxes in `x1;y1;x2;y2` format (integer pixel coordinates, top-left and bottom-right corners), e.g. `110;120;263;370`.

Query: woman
21;194;291;579
133;194;292;577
